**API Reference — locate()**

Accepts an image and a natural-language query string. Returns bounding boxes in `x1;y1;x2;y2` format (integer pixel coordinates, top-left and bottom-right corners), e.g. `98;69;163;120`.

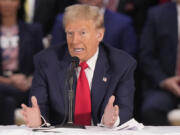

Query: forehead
65;19;96;31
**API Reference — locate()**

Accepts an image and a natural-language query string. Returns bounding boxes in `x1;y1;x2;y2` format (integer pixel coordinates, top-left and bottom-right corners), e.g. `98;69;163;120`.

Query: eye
66;32;73;37
80;31;86;36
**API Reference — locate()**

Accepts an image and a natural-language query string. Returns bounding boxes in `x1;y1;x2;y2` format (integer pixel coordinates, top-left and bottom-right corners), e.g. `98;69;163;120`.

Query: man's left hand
102;96;119;127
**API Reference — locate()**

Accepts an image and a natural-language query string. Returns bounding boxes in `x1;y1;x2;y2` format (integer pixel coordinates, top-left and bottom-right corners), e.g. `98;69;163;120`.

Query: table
0;125;180;135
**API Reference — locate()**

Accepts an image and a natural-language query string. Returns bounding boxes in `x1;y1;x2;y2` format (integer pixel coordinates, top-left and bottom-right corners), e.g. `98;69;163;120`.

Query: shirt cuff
98;115;120;128
40;115;51;127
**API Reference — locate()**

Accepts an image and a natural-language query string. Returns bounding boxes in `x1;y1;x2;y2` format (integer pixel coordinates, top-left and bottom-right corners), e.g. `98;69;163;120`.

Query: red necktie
74;62;91;125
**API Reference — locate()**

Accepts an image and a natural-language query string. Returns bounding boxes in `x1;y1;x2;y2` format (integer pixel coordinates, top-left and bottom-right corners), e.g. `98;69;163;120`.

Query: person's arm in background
139;8;168;87
139;7;180;96
10;23;44;92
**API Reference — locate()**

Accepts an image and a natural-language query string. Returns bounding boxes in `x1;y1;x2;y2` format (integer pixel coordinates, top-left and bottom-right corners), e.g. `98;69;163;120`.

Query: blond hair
63;4;104;29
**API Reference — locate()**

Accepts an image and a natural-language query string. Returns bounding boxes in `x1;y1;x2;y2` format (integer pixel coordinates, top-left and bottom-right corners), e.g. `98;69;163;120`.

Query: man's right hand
21;96;42;128
160;76;180;96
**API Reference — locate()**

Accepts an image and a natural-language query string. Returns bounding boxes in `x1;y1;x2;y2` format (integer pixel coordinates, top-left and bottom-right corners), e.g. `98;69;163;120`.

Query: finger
21;110;28;118
114;105;119;116
107;95;115;107
21;104;29;111
22;114;28;123
31;96;38;108
175;89;180;97
21;111;29;124
172;84;180;96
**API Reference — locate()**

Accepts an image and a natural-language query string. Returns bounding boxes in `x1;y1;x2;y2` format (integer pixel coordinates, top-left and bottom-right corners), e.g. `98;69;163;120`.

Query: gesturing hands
102;96;119;127
21;96;42;128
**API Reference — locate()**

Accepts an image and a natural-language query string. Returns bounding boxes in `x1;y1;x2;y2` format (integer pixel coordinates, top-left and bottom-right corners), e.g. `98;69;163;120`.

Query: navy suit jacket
29;42;136;126
139;2;178;91
0;21;43;76
50;9;137;57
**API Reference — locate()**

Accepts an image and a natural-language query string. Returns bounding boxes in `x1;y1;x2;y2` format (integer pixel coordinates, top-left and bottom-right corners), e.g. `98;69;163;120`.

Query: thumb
31;96;38;108
107;95;115;107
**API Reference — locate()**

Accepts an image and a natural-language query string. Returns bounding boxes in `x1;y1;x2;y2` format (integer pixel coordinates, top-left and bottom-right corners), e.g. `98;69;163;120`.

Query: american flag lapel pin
102;77;107;82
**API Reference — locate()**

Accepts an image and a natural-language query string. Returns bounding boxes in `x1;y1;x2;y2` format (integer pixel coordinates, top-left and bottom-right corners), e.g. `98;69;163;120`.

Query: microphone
68;56;79;87
67;56;79;125
72;56;80;68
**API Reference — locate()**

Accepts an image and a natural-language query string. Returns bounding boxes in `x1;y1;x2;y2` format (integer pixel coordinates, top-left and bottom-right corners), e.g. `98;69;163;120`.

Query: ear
97;28;105;42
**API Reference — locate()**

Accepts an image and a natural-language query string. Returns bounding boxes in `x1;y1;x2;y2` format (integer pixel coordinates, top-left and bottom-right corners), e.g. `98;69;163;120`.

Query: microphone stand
65;70;84;128
62;57;84;128
67;75;74;125
55;56;84;128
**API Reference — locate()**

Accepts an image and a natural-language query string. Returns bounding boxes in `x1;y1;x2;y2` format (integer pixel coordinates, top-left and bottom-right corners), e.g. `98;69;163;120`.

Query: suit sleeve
29;55;50;123
115;60;136;125
139;8;168;86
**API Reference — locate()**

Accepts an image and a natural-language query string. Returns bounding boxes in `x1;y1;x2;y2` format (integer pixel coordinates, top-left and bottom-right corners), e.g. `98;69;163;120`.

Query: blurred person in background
0;0;43;125
116;0;159;39
24;0;76;37
139;0;180;125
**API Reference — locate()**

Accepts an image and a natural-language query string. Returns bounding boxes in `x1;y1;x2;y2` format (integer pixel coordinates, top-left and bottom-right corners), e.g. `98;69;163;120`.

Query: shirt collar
86;47;99;71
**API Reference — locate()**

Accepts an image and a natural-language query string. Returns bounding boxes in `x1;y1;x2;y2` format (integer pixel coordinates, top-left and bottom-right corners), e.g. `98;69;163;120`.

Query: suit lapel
91;45;111;123
56;48;72;102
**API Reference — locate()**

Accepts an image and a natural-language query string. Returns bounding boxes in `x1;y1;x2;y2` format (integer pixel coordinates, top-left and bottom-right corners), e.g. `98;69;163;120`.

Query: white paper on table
31;118;144;133
113;118;144;131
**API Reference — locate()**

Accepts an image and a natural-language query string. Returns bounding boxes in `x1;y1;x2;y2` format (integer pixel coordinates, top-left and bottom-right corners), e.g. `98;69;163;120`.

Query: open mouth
73;48;84;53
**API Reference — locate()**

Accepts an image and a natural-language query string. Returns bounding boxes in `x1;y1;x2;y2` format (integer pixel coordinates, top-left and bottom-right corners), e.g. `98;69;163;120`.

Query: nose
71;33;81;44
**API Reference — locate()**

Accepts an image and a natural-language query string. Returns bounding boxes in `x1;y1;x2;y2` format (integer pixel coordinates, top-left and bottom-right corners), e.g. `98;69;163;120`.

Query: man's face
65;19;104;62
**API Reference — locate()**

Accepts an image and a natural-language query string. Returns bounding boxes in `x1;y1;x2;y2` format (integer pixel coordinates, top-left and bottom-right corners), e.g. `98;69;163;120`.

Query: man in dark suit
51;0;137;57
139;1;180;125
21;4;136;128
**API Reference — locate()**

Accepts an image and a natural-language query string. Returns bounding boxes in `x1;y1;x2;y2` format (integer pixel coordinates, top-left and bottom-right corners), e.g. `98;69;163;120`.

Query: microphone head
72;56;80;68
